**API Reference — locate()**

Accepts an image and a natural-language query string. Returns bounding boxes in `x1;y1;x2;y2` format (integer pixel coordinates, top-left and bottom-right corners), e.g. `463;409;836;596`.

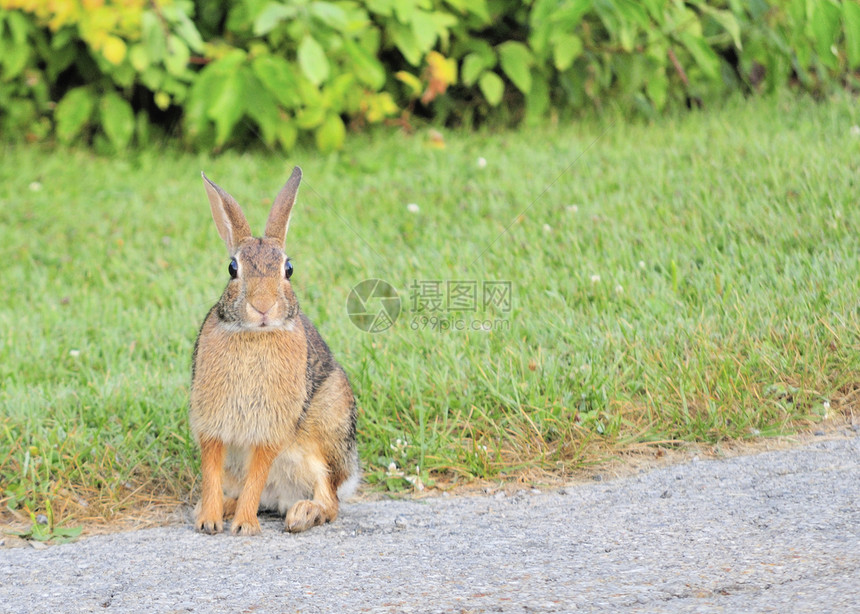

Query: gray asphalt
1;435;858;613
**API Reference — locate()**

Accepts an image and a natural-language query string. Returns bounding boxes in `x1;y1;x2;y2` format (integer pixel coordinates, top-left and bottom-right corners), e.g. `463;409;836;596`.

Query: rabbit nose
248;300;275;316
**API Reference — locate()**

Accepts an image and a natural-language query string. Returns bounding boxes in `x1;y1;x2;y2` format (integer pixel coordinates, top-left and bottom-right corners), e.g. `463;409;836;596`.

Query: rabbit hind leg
284;464;338;533
284;369;357;533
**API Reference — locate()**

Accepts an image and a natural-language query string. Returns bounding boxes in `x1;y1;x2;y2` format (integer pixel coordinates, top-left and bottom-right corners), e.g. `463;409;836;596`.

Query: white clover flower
590;274;600;283
406;203;420;213
477;157;487;169
29;182;42;192
69;350;80;357
566;205;579;213
851;125;860;137
543;224;552;233
614;285;623;293
638;260;646;269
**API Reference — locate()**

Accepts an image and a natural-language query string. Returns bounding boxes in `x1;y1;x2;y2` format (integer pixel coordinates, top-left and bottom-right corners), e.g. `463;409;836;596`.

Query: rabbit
189;167;359;536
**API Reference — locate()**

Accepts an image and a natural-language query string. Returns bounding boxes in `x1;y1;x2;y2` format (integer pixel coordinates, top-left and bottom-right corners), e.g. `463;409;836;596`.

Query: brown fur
190;168;359;536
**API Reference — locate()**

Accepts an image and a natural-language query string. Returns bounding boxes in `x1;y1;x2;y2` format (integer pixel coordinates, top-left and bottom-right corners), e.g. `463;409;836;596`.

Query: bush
1;0;858;152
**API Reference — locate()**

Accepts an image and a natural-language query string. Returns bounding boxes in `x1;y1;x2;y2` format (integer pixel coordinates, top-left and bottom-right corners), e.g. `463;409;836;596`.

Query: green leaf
679;33;720;81
45;40;77;81
325;73;358;111
479;71;504;106
429;11;458;47
129;44;149;72
164;36;190;76
464;0;491;22
498;41;533;94
1;13;32;79
390;23;422;65
252;55;302;107
614;0;649;25
245;90;280;147
618;23;636;52
141;11;165;63
462;53;487;86
641;0;667;20
411;10;438;52
309;2;349;30
810;0;841;68
553;34;583;71
463;39;497;66
556;0;594;27
315;113;346;152
296;105;326;129
253;3;298;36
55;87;95;144
298;35;330;85
365;0;394;17
0;42;29;81
5;10;32;44
206;69;246;147
173;9;204;53
531;0;592;55
843;1;860;69
667;4;702;37
698;5;742;49
393;0;416;23
100;92;135;149
54;527;84;539
343;38;386;89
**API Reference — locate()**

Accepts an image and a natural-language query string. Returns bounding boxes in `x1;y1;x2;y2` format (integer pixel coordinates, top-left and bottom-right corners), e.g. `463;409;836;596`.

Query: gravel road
1;435;858;613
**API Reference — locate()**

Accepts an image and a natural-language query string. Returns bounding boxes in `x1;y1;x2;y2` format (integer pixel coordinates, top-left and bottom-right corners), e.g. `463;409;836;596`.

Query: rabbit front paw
195;514;223;535
230;516;262;536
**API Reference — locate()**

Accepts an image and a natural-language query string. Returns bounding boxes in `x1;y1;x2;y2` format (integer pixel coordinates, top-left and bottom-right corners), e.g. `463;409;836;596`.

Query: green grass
2;93;859;527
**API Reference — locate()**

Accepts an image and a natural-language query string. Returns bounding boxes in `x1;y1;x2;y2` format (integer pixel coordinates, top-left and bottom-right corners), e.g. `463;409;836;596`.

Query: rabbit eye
228;258;238;279
284;259;293;280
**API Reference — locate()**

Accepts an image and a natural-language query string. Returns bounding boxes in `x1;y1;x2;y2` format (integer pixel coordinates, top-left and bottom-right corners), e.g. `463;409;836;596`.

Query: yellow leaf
362;92;399;123
421;51;457;104
154;91;170;110
48;0;80;30
102;35;127;65
426;51;457;85
395;71;423;97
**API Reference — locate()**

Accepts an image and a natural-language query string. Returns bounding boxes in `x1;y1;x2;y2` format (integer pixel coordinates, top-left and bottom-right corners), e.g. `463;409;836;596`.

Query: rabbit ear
202;172;252;254
264;166;302;245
